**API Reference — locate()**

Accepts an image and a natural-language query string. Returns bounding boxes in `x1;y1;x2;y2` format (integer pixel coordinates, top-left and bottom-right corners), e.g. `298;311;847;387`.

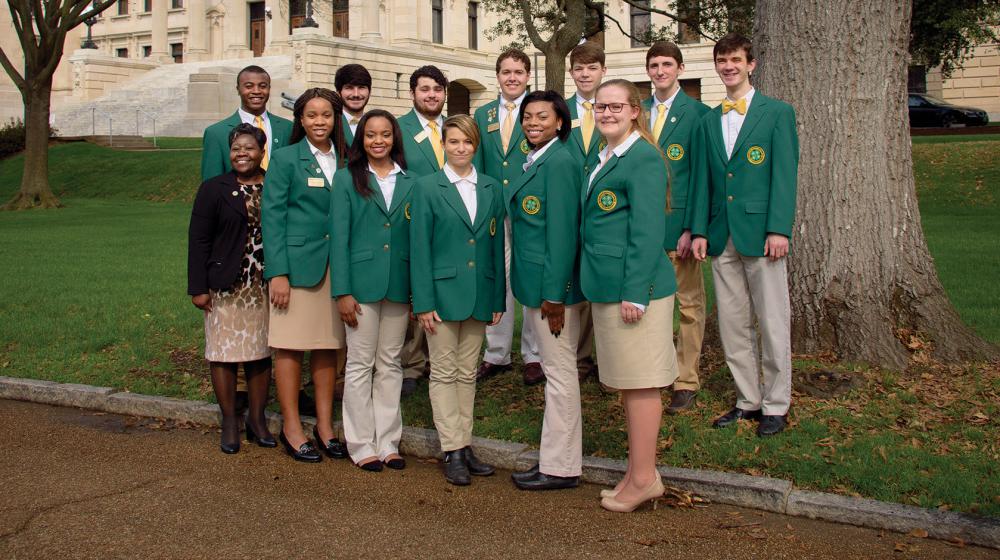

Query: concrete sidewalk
1;400;992;559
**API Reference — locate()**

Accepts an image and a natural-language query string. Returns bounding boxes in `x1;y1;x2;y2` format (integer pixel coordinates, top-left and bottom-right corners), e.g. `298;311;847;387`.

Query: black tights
210;358;273;446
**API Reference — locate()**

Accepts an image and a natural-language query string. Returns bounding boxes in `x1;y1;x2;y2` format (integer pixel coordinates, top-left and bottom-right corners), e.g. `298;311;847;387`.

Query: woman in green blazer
262;88;349;463
331;110;414;472
583;80;679;512
410;115;506;486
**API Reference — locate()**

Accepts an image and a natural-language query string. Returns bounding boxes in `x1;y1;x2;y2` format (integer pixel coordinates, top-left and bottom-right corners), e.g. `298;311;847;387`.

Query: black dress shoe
383;457;406;470
712;407;763;428
245;419;276;448
220;441;240;454
513;471;580;491
462;446;495;476
298;390;317;417
757;414;787;437
279;432;322;463
358;459;384;472
220;417;240;454
511;463;540;483
476;361;511;382
522;362;545;386
667;389;697;414
313;426;349;459
443;450;471;486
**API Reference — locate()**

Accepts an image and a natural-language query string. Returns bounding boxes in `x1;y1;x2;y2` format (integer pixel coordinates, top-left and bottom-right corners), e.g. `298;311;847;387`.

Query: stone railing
67;49;159;101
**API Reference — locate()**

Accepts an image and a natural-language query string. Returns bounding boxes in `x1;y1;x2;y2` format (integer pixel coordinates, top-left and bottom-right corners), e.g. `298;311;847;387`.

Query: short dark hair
646;41;684;67
570;42;606;67
228;122;267;150
346;109;407;199
713;33;754;63
409;65;448;91
334;64;372;92
496;48;531;74
519;91;571;147
236;65;270;85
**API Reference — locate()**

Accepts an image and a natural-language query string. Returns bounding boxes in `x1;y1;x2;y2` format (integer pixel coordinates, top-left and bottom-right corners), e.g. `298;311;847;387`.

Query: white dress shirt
345;111;362;137
369;162;403;207
308;140;337;184
444;163;478;222
238;108;272;146
523;137;559;171
722;87;755;159
415;111;445;137
575;92;595;123
648;87;681;131
498;91;528;123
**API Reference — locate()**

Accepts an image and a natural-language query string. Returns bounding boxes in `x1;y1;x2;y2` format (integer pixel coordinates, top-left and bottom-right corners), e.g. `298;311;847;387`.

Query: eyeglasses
593;103;632;113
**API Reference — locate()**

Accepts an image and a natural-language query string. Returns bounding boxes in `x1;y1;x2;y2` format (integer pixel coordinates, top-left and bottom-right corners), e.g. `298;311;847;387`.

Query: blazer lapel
730;94;769;162
439;175;474;230
585;152;619;200
403;111;441;171
707;107;728;163
472;180;492;233
299;141;331;189
660;92;690;145
388;173;412;216
507;160;537;206
219;172;247;218
566;98;586;155
367;174;389;215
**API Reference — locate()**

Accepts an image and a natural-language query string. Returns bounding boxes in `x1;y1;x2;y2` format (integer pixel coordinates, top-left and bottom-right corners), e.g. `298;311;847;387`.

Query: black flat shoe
245;419;276;448
358;459;384;472
757;414;788;436
312;426;349;459
513;471;580;491
279;432;322;463
712;407;763;428
511;463;540;483
383;457;406;470
443;450;471;486
462;446;495;476
220;441;240;454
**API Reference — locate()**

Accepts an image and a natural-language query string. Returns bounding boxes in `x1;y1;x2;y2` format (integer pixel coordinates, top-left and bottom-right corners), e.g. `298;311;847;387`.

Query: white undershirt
307;140;337;184
649;87;680;131
444;163;478;222
415;111;445;137
523;137;559;171
722;87;755;159
369;162;403;207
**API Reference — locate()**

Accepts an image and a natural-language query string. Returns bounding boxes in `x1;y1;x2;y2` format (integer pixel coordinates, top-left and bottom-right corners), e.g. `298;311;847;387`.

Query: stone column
224;0;249;56
186;0;208;60
264;0;288;54
151;0;171;62
356;0;380;41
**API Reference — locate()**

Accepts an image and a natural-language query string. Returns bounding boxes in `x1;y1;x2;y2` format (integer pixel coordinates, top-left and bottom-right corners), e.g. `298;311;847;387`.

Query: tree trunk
543;46;567;95
752;0;997;367
4;83;62;210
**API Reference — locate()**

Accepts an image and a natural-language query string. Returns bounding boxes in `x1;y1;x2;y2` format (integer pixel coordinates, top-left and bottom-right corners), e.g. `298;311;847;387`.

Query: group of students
187;32;798;514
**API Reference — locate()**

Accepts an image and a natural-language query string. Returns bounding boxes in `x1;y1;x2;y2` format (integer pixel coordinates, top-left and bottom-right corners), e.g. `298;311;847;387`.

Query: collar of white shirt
238;108;269;125
725;87;756;108
575;92;595;108
368;162;403;179
444;163;478;185
604;130;641;161
307;139;336;159
653;87;681;109
524;137;559;171
415;111;444;132
500;91;528;110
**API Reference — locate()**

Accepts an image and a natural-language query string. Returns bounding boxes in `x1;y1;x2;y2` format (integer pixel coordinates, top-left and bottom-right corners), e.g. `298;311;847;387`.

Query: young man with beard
641;41;710;414
690;33;799;436
335;63;372;145
473;48;543;387
396;65;449;397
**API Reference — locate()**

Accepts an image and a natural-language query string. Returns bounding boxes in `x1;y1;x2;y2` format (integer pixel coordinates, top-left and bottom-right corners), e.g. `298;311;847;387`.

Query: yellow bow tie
722;98;747;115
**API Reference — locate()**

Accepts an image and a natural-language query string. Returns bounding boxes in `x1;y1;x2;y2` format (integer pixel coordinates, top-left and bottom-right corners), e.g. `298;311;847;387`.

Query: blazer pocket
433;266;457;279
287;235;306;246
671;196;687;210
351;249;374;263
590;243;624;258
521;251;545;265
745;201;768;214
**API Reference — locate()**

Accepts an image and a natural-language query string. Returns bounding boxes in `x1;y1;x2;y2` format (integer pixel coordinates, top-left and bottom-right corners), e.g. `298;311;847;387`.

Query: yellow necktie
254;115;269;170
722;98;747;115
501;101;516;153
581;101;595;154
427;120;444;169
652;103;667;142
349;118;360;126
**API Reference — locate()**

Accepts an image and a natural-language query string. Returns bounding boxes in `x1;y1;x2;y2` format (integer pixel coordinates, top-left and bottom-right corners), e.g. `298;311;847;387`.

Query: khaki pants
427;319;487;451
668;251;706;390
484;217;540;365
525;303;584;477
342;300;409;462
711;238;792;416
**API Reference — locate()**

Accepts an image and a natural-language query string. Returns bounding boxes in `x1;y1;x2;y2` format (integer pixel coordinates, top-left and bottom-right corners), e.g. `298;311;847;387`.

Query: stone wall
928;41;1000;118
67;50;159;101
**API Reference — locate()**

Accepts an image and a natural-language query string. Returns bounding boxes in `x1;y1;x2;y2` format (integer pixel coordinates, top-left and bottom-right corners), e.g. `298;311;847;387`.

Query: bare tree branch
519;0;549;50
0;46;26;92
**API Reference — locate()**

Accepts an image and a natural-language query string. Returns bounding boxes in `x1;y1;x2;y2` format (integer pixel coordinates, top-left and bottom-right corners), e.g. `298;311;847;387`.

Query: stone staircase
83;135;157;150
51;55;293;138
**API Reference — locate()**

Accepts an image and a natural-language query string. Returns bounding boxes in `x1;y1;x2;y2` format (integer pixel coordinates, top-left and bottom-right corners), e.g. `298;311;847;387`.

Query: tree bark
753;0;997;367
5;83;62;210
543;45;568;96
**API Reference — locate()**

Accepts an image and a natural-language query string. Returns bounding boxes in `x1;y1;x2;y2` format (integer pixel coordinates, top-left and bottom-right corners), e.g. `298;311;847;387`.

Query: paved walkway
0;400;991;559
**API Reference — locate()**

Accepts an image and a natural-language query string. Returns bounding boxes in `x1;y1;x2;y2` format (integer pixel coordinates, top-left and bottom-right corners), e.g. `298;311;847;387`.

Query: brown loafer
666;389;697;414
522;362;545;386
476;361;511;382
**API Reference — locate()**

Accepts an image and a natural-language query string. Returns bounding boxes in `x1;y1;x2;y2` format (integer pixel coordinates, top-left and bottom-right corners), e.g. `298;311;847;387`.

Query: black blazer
187;171;258;295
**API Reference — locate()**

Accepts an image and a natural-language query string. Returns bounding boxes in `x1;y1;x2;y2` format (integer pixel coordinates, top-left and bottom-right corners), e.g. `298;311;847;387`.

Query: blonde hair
596;79;671;212
442;114;481;151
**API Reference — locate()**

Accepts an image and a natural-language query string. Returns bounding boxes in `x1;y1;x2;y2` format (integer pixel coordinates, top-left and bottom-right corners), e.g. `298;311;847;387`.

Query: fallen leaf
908;528;928;538
945;537;966;548
894;542;908;553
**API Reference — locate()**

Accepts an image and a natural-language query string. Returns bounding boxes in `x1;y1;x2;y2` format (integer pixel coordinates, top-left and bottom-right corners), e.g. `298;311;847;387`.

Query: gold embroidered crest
747;145;766;165
489;217;497;236
666;144;684;161
404;202;411;221
598;138;608;151
597;190;617;211
522;195;541;215
519;139;530;154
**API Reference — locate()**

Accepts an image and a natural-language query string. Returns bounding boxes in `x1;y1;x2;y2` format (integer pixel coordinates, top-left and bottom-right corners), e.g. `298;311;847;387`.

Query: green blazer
201;111;293;181
262;140;339;287
641;90;710;251
580;136;676;305
506;140;584;308
330;167;414;304
472;98;528;189
342;114;356;147
398;109;445;178
410;169;506;322
688;92;799;257
563;94;603;176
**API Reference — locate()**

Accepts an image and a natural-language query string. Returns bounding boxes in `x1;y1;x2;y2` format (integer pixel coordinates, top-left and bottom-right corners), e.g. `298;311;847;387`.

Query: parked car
908;93;990;128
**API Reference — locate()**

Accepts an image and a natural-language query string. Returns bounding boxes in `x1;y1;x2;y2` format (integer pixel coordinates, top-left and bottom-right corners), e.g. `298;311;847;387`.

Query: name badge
307;177;325;187
487;123;500;133
413;130;428;143
570;119;580;128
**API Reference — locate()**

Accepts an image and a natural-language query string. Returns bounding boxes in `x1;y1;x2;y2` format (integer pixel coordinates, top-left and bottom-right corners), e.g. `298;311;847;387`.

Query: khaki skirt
591;296;678;390
268;270;346;351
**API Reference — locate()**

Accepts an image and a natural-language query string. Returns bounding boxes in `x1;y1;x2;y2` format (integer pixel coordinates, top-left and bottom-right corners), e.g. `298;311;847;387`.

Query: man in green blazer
641;41;711;414
690;33;799;437
335;64;372;147
201;65;293;181
472;48;543;386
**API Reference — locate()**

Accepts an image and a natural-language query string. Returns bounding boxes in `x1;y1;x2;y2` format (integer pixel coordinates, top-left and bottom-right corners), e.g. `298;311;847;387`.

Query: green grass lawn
0;138;997;517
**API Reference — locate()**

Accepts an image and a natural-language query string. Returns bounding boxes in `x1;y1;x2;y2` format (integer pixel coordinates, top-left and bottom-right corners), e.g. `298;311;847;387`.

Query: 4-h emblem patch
747;145;765;165
488;107;497;122
666;144;684;161
522;195;541;215
597;190;617;211
404;202;411;221
519;139;530;154
489;217;497;236
598;138;607;151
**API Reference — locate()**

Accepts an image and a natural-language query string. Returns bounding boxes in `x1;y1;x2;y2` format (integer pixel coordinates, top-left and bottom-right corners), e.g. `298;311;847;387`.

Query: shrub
0;118;26;159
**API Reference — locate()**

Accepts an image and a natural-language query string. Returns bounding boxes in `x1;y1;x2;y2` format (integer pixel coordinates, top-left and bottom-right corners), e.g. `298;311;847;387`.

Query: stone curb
1;375;997;549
